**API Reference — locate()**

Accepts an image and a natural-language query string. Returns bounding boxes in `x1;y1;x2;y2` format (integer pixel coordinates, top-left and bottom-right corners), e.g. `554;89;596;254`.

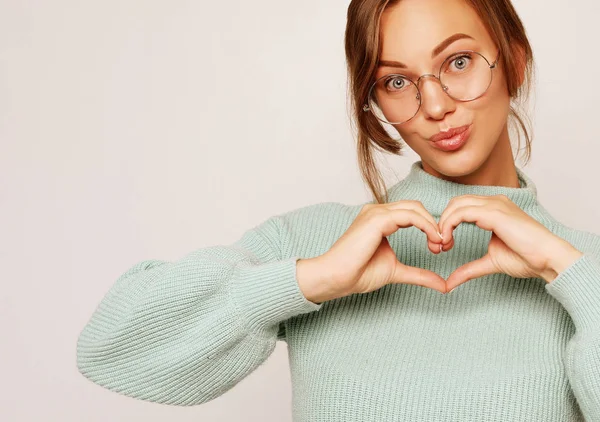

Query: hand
438;194;584;291
320;200;448;298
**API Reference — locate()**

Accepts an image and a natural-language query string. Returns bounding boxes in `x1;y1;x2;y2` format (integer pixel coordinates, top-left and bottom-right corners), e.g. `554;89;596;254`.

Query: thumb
392;261;447;294
446;254;497;292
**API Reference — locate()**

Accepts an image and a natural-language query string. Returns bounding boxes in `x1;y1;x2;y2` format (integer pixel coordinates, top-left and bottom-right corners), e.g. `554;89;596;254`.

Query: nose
416;74;455;121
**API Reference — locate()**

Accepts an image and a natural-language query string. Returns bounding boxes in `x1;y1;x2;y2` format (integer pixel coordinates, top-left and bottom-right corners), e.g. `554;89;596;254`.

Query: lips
429;124;472;152
430;124;470;143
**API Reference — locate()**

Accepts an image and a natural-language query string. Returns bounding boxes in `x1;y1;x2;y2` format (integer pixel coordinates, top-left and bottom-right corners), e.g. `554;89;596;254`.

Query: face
377;0;510;178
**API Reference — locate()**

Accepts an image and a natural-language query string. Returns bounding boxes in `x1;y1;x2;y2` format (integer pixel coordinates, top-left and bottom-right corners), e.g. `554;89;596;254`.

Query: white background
1;0;599;420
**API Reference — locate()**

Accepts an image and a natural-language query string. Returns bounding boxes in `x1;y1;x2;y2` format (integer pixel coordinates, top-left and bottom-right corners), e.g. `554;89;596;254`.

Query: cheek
391;123;419;145
461;77;511;128
477;68;511;113
392;116;423;138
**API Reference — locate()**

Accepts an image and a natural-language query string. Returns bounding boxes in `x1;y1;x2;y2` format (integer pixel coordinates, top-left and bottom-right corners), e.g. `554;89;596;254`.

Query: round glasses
363;50;500;125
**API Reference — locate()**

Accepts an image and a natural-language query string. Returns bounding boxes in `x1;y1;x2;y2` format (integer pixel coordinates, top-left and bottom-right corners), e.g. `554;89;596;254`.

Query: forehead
379;0;490;62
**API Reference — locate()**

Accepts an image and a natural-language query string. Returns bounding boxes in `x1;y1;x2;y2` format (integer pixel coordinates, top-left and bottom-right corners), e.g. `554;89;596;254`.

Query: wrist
296;255;344;304
539;239;584;283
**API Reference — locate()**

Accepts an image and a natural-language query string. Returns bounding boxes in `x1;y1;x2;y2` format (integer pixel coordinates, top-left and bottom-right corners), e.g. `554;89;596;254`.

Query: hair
344;0;536;204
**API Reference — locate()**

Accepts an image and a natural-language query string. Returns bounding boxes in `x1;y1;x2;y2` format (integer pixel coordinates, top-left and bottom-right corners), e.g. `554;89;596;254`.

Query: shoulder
273;201;365;233
530;202;600;258
255;200;367;256
573;229;600;258
555;224;600;259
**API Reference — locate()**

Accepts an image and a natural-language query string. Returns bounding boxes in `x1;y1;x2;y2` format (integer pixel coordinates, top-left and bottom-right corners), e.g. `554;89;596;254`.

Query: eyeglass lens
368;51;494;124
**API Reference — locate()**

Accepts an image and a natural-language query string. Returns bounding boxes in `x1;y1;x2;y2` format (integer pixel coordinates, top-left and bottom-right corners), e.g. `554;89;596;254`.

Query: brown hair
344;0;535;204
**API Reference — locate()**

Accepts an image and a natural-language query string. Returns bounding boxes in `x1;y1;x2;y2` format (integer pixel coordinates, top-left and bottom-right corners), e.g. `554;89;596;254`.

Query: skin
297;0;583;303
298;1;586;300
377;0;520;187
372;0;585;290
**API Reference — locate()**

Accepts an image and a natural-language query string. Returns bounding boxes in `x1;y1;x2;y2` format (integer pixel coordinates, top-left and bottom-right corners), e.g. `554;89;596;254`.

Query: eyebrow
378;33;475;69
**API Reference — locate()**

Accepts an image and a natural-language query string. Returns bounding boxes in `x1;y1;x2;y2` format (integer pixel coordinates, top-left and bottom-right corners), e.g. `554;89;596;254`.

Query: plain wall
1;0;599;420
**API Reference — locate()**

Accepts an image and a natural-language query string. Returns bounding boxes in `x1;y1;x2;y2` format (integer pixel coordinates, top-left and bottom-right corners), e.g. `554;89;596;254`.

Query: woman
77;0;600;420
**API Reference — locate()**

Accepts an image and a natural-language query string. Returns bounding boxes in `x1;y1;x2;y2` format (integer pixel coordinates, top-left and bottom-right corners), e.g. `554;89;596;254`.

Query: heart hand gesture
438;194;583;291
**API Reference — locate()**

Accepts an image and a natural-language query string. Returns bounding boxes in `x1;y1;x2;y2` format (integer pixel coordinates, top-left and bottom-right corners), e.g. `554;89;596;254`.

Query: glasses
363;50;500;125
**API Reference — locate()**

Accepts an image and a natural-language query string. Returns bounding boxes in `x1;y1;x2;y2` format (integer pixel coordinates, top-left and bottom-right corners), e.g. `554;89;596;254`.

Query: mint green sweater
77;160;600;421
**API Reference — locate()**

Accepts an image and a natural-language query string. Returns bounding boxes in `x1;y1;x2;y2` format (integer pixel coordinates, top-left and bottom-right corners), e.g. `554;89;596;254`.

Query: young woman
77;0;600;420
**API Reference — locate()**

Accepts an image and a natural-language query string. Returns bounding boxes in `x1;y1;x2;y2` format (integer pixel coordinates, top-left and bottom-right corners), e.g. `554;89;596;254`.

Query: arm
76;215;322;406
544;234;600;420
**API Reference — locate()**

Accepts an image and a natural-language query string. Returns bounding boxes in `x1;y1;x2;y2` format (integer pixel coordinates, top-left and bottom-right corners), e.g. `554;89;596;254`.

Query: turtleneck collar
386;160;540;217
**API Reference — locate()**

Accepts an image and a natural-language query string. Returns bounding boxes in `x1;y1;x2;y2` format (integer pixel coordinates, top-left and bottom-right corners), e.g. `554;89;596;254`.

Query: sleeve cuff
228;256;323;334
545;253;600;332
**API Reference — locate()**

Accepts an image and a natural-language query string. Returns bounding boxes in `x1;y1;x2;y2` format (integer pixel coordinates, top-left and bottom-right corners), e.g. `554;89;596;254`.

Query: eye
447;53;472;72
383;75;410;92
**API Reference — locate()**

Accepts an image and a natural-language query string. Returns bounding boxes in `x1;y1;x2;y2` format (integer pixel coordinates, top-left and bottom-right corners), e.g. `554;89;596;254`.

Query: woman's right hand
297;201;448;303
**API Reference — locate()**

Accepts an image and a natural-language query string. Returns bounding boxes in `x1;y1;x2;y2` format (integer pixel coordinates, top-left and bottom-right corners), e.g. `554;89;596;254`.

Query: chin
425;151;485;178
426;136;496;179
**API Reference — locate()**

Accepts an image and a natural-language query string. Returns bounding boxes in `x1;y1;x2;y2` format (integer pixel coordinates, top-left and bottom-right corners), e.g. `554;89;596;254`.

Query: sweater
76;160;600;421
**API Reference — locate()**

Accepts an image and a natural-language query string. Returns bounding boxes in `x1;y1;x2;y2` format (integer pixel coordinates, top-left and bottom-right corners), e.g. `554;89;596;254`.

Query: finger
446;254;497;291
438;196;488;243
386;200;442;241
386;209;445;249
441;236;454;252
392;262;447;294
428;239;443;254
440;204;491;245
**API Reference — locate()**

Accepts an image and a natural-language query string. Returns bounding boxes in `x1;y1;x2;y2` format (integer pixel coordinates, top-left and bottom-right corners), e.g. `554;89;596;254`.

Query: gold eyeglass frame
362;49;501;125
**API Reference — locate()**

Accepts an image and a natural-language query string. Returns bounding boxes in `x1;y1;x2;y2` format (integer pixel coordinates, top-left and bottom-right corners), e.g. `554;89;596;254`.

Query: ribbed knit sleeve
545;240;600;420
76;216;323;406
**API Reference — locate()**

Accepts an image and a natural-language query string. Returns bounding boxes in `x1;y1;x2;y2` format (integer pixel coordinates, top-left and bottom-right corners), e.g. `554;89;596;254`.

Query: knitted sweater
77;160;600;421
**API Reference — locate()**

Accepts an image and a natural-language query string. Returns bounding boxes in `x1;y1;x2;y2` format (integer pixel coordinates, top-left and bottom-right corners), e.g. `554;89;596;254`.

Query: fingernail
447;286;457;294
438;231;444;240
439;244;443;253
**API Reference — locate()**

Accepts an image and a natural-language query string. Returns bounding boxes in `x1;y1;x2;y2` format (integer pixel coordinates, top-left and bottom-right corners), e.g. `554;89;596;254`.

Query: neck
386;156;539;217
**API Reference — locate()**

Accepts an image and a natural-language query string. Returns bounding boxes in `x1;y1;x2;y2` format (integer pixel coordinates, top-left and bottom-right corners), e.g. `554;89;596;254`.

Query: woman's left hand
438;194;584;292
